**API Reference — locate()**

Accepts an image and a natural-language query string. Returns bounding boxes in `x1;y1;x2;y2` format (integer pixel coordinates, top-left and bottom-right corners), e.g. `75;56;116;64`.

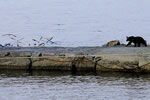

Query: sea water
0;0;150;46
0;70;150;100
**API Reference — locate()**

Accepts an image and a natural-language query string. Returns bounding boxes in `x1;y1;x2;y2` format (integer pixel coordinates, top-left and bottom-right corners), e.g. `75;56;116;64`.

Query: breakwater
0;47;150;73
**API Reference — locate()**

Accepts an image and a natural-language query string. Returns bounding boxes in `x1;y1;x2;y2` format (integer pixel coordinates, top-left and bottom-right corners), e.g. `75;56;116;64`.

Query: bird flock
0;34;56;47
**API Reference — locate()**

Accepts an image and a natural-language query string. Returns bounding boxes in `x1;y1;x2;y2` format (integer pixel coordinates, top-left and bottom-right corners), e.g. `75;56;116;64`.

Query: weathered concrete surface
0;47;150;72
0;57;29;69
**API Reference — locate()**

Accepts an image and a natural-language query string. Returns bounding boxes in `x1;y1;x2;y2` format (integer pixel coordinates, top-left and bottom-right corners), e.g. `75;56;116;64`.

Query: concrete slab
0;47;150;72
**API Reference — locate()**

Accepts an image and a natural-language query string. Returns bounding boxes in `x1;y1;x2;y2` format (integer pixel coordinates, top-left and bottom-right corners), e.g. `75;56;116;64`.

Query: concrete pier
0;47;150;72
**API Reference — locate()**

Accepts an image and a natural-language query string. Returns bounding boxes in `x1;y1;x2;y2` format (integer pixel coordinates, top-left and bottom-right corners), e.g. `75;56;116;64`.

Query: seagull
2;34;16;37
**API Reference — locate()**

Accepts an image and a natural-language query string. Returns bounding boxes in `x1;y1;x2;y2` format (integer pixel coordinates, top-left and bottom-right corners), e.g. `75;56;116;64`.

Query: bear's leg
138;43;140;47
144;41;147;47
134;43;137;47
126;41;132;46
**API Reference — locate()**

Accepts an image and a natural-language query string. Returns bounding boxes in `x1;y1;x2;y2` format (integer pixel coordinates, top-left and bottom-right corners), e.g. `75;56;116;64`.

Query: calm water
0;0;150;46
0;70;150;100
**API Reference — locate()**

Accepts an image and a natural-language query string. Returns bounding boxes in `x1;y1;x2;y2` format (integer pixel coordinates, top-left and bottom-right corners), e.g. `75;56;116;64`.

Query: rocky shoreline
0;47;150;73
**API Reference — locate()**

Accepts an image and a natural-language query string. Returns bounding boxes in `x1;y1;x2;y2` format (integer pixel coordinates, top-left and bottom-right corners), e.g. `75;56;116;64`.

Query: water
0;0;150;46
0;70;150;100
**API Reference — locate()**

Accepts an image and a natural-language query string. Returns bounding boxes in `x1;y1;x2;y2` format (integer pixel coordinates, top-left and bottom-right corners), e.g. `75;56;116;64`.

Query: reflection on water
0;70;150;100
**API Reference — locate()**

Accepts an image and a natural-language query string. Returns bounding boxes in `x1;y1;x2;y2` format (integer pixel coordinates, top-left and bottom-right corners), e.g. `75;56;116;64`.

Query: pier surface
0;47;150;73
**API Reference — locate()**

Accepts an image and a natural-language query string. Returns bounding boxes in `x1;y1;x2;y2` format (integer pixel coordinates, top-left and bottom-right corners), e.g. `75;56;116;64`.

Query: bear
126;36;147;47
106;40;120;47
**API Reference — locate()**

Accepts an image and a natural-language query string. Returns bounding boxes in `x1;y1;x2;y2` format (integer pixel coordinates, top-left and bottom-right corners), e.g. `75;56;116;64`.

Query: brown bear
126;36;147;47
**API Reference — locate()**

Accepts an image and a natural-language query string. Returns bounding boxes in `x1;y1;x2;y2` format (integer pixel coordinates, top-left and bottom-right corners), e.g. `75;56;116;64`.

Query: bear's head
126;36;135;42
